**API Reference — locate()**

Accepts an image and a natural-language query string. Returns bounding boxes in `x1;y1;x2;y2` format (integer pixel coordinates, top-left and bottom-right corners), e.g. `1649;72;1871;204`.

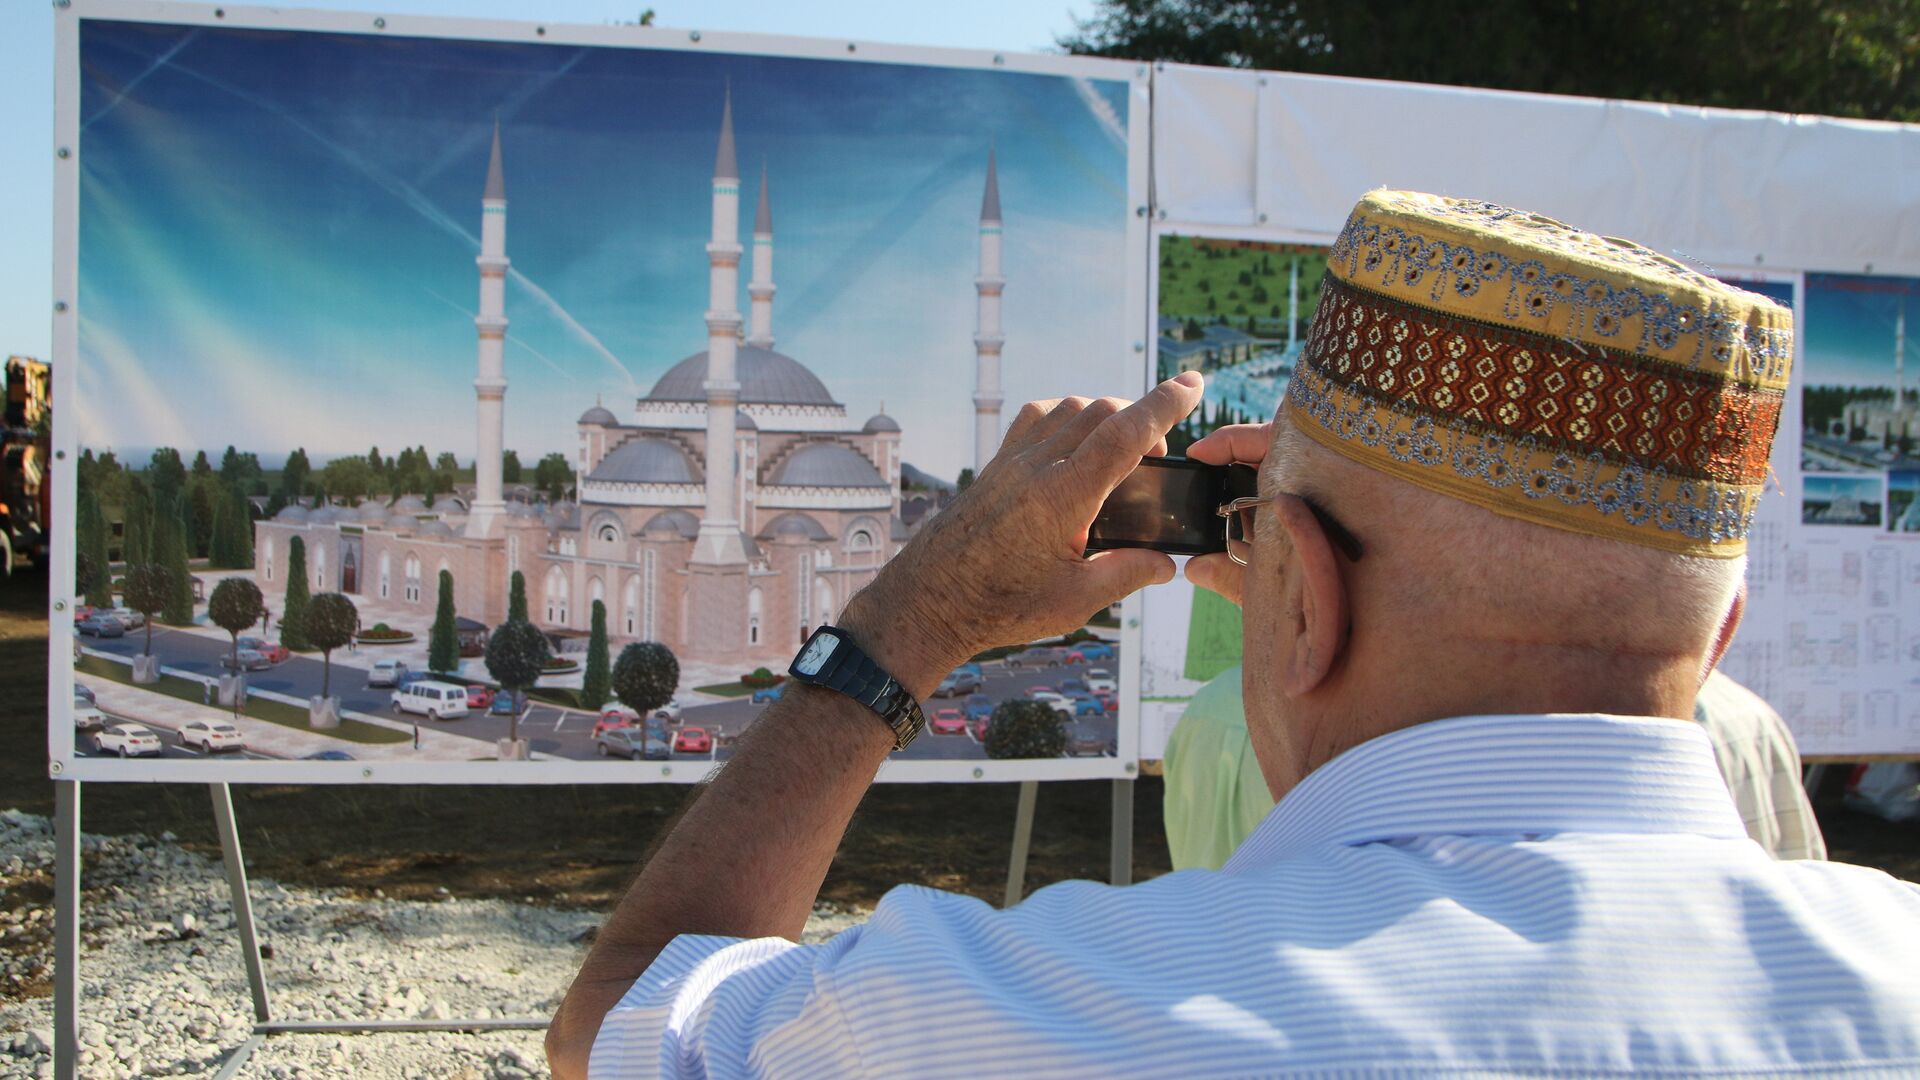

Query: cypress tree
213;485;254;569
428;569;460;675
581;599;611;711
160;503;195;625
122;480;153;567
77;490;113;608
508;570;528;623
281;535;312;651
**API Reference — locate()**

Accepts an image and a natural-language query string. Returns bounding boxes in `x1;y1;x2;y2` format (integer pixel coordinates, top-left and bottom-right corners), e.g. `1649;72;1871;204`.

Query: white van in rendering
390;680;470;721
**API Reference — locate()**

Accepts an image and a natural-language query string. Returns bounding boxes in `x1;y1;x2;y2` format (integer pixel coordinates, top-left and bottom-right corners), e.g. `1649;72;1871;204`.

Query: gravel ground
0;811;869;1079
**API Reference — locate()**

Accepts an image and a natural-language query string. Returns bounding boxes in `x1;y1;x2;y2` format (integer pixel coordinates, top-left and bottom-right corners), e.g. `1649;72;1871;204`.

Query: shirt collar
1222;714;1747;872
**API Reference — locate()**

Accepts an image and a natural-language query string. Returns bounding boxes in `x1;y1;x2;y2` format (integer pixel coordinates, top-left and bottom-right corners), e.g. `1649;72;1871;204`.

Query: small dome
354;502;387;522
508;502;539;518
273;505;310;522
642;509;701;539
307;505;341;524
579;404;618;426
768;442;889;489
587;439;702;485
862;413;900;434
418;520;455;537
735;409;757;431
645;345;840;408
756;512;831;542
392;494;429;513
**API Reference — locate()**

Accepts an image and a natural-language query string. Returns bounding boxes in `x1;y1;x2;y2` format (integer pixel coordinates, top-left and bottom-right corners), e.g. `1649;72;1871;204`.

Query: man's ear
1702;579;1747;682
1271;494;1348;697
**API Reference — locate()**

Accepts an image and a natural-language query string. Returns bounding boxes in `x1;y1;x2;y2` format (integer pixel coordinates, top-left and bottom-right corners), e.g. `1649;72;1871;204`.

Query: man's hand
842;373;1206;698
1182;421;1272;607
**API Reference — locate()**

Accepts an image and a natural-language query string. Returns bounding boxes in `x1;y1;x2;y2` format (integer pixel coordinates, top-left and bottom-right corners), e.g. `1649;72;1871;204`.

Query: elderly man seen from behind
551;191;1920;1079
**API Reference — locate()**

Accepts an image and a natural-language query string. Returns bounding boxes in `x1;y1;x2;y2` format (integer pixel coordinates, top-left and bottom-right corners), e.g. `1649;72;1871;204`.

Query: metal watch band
798;627;925;751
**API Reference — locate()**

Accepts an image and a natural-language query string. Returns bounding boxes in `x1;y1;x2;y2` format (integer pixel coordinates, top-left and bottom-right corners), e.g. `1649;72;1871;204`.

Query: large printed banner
50;2;1149;783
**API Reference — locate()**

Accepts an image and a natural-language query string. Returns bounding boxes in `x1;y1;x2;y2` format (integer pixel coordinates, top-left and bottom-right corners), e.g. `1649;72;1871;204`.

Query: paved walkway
77;659;510;763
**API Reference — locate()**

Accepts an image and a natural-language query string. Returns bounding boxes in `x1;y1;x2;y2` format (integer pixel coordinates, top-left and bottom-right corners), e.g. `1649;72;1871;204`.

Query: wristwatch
788;625;926;750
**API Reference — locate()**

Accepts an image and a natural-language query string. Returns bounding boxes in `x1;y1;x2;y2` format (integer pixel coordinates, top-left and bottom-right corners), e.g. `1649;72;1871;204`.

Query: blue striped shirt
590;714;1920;1078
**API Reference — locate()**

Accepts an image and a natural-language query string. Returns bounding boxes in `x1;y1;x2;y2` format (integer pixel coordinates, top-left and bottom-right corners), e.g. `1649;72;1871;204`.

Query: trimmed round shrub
983;700;1066;759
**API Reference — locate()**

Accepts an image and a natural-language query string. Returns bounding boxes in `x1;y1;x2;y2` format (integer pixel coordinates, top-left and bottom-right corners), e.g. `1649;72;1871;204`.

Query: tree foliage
208;577;265;673
305;592;359;699
280;535;312;651
984;699;1067;759
534;452;575;502
581;599;612;711
1060;0;1920;122
159;503;195;626
612;641;679;715
508;569;529;623
123;563;171;656
485;619;552;744
76;490;113;608
428;569;461;674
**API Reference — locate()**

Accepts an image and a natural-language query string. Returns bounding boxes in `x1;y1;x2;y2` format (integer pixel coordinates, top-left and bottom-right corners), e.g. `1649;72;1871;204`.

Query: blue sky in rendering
76;19;1131;481
1804;273;1920;390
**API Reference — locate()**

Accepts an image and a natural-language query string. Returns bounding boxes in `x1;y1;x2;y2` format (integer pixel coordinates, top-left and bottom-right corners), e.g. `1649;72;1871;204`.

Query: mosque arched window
545;567;570;625
264;537;275;583
404;554;422;603
314;543;327;590
748;587;763;646
378;552;391;599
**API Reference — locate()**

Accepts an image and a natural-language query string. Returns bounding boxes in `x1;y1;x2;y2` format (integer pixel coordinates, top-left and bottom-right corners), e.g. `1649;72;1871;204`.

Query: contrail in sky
412;49;589;187
157;56;636;389
421;287;575;381
1072;77;1128;150
83;29;201;130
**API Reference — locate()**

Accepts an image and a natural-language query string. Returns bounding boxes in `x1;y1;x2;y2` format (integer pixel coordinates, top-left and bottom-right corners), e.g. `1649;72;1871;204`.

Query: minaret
691;88;748;569
747;161;775;349
467;120;509;539
972;150;1005;472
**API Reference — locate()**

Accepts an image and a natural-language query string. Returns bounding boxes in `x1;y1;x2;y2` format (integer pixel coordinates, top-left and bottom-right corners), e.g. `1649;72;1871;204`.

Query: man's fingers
1080;547;1176;604
1187;422;1274;467
1068;373;1205;497
1001;398;1063;454
1185;553;1243;606
1041;396;1129;457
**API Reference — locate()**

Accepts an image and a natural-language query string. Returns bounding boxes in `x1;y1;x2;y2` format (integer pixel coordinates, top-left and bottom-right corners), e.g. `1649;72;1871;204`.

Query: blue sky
63;10;1127;481
1805;273;1920;389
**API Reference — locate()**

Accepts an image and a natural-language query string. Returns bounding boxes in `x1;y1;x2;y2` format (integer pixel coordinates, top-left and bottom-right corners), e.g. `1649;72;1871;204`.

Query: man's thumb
1081;548;1175;605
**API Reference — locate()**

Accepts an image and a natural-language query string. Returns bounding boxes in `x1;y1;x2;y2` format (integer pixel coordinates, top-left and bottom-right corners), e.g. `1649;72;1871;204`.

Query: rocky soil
0;811;867;1078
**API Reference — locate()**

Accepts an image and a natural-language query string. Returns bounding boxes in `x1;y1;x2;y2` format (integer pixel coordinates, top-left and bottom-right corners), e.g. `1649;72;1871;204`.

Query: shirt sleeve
588;930;867;1079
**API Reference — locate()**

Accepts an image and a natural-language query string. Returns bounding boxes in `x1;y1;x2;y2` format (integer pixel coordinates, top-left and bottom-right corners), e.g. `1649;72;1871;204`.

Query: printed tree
76;490;113;608
612;641;679;716
122;563;171;656
484;619;551;747
305;592;358;700
427;569;460;675
280;447;311;503
159;504;195;626
280;535;312;651
502;449;523;483
508;569;528;623
121;480;153;567
956;468;976;493
187;481;216;558
984;699;1066;759
209;485;254;569
208;577;266;713
580;599;611;711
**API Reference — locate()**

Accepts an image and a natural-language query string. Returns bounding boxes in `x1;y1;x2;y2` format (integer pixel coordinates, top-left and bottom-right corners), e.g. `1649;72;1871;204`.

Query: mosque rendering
254;92;1007;666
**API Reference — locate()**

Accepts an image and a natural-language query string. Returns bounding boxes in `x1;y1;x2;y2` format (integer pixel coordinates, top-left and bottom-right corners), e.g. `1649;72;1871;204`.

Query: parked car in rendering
963;693;995;722
76;614;124;638
489;693;519;716
94;723;162;757
74;685;95;706
672;726;712;754
73;703;105;731
302;750;356;761
751;682;786;704
1066;693;1104;718
219;649;272;672
180;720;246;753
1085;668;1116;694
391;680;470;721
1066;641;1115;663
929;707;968;735
1004;646;1064;670
593;711;635;739
237;636;288;664
1027;689;1073;716
644;716;670;746
367;659;409;688
1058;677;1090;696
104;607;145;630
1093;688;1118;713
597;727;669;761
1065;720;1110;757
464;685;495;710
935;669;983;697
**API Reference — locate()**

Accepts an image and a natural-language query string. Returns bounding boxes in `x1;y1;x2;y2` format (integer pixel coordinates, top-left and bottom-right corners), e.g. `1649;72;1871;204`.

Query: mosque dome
392;495;429;513
354;502;387;522
588;439;702;485
579;404;619;426
861;413;900;434
307;505;342;524
641;509;701;539
756;511;831;542
418;520;455;537
735;409;757;431
768;442;889;488
273;505;310;523
645;345;839;408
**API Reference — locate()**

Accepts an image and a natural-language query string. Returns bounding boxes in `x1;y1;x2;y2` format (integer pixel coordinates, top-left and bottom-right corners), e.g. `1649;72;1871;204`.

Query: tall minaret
467;121;509;539
972;150;1005;472
691;89;748;568
747;161;775;350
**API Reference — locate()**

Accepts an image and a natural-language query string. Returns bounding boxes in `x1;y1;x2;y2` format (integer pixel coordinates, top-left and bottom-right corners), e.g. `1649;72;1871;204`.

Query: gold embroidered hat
1285;190;1791;557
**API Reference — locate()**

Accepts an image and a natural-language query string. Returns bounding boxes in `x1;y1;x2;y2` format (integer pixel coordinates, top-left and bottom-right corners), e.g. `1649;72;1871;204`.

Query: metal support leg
1110;778;1134;886
210;783;272;1023
1803;764;1830;802
54;781;80;1080
1003;780;1038;909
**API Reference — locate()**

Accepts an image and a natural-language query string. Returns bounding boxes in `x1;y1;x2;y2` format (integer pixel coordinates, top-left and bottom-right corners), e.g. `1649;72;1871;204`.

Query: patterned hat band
1283;275;1784;557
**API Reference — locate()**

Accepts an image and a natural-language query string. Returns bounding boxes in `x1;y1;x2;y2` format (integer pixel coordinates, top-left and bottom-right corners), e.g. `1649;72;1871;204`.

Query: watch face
795;631;840;677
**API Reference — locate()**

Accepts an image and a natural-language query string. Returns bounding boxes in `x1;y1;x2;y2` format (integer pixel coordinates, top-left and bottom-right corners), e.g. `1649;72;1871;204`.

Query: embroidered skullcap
1284;190;1791;557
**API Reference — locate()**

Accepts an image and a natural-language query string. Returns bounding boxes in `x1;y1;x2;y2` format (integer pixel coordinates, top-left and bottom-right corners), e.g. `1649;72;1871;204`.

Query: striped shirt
590;714;1920;1078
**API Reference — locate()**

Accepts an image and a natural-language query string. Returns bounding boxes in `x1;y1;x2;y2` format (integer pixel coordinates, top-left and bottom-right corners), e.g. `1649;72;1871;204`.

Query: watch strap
793;627;925;751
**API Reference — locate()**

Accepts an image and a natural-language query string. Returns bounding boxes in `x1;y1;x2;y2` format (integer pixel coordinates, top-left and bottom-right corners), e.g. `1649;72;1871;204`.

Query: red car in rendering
672;726;712;754
464;685;495;710
929;707;967;736
592;712;634;739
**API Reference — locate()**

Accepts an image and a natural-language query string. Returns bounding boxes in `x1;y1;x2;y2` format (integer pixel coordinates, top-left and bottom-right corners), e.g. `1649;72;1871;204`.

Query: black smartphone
1085;457;1258;557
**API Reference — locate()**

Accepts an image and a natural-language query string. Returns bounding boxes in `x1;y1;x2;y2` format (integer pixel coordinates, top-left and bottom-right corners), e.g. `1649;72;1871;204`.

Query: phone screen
1085;457;1257;557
